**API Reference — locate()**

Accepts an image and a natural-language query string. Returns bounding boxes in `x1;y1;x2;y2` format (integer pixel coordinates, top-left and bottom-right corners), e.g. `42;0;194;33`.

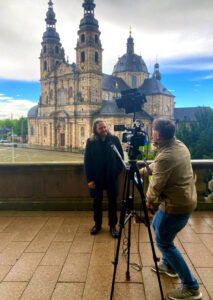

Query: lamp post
11;128;14;162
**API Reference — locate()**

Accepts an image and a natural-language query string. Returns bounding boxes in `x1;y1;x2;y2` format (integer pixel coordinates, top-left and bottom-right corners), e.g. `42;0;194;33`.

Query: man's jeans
152;208;199;289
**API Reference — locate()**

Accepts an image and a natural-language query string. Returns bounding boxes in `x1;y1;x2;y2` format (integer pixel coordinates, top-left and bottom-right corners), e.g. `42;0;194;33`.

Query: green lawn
0;146;84;162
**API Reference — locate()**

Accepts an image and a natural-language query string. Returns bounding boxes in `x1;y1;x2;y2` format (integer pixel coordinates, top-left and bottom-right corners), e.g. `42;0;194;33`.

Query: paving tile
25;218;63;253
113;282;145;299
13;218;48;242
0;211;211;299
115;252;143;283
0;266;11;281
188;217;213;234
192;211;213;218
70;232;94;253
51;283;84;300
183;242;213;267
54;224;78;242
199;284;212;300
90;241;114;265
20;265;61;300
204;218;213;228
4;252;44;281
0;212;16;217
94;228;114;243
142;267;173;300
59;253;90;282
196;268;213;285
139;242;161;267
3;217;46;234
173;237;185;254
199;234;213;255
0;217;14;232
170;253;202;284
177;225;201;243
0;242;29;266
0;282;27;300
133;222;155;243
40;242;70;266
0;233;17;252
82;263;113;300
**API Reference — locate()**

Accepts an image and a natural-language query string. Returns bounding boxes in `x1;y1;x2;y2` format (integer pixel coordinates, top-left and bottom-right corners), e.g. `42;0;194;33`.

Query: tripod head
114;88;148;160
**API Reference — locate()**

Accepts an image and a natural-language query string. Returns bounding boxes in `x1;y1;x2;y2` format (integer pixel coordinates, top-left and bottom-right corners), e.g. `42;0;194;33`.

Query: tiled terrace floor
0;210;212;300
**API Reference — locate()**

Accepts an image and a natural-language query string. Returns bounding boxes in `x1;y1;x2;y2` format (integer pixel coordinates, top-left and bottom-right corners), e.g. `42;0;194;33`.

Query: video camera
114;88;148;159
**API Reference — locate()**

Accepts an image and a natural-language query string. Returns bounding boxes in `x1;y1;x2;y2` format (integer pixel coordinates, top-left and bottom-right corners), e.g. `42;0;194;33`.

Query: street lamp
11;128;14;162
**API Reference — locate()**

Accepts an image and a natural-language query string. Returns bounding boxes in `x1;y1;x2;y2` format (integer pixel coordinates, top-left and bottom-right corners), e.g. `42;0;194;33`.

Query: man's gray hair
153;118;175;140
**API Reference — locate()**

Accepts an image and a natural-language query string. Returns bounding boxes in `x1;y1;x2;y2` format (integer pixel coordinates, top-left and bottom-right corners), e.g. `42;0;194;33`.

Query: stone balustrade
0;160;212;210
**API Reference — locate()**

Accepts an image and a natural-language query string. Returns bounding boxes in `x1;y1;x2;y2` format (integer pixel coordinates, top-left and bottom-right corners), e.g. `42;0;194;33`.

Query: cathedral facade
28;0;175;150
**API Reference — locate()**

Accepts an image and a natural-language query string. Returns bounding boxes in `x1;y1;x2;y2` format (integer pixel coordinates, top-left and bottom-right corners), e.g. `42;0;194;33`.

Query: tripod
109;149;165;300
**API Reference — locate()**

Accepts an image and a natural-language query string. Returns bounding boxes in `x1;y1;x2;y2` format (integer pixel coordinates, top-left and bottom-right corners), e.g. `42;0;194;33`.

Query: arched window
95;35;98;44
95;52;99;64
81;52;85;63
43;45;47;53
81;34;85;43
55;46;59;54
50;90;53;100
69;87;73;98
60;90;65;106
165;105;170;112
44;61;47;71
44;127;47;137
132;75;137;88
46;96;48;104
81;127;85;137
30;126;34;136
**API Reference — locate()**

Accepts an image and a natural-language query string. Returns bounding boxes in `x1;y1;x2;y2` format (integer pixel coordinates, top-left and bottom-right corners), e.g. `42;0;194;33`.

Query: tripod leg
110;198;127;300
125;178;134;281
135;168;165;300
126;214;131;281
110;171;129;300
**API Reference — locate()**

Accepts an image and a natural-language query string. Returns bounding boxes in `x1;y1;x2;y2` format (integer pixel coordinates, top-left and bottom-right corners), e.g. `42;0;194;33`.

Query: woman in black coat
84;119;124;238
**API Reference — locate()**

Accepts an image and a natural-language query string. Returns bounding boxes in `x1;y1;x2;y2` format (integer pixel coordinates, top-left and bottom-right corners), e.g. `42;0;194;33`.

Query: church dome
79;0;99;31
113;53;148;73
28;105;38;118
42;1;60;44
113;34;148;74
42;28;60;44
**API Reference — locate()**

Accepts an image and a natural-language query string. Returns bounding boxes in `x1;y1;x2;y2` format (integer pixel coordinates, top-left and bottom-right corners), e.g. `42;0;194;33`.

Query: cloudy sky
0;0;213;119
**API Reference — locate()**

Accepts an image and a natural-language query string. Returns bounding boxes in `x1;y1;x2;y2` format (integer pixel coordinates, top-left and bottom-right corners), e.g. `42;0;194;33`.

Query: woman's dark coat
84;134;124;197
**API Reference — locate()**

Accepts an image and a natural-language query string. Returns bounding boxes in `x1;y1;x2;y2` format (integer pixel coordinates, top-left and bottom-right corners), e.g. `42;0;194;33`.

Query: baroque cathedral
28;0;175;150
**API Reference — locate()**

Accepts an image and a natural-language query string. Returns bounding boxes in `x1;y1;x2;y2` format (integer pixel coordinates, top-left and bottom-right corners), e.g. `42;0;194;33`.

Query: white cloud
191;73;213;81
0;0;213;80
163;62;213;72
0;97;35;119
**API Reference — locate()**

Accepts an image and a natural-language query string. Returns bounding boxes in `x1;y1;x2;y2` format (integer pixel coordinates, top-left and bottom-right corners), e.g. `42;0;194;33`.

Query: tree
0;118;28;136
176;108;213;159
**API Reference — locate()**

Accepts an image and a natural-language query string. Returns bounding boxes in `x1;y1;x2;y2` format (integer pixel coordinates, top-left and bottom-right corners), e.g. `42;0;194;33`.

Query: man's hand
146;201;154;213
88;181;95;189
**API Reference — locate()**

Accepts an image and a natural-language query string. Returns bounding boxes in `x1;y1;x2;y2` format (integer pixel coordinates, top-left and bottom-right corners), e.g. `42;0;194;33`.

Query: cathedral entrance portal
60;133;65;147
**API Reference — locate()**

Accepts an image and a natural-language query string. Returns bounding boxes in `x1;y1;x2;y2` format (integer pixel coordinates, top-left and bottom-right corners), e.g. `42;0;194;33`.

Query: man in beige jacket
140;118;202;300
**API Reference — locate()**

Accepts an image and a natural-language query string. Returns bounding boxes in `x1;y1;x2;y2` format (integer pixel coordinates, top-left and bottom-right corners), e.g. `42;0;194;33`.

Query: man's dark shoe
151;262;179;278
110;227;119;238
90;225;101;235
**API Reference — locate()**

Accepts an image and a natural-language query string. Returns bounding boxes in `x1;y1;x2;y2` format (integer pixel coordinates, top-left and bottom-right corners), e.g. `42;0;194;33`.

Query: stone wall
0;160;212;211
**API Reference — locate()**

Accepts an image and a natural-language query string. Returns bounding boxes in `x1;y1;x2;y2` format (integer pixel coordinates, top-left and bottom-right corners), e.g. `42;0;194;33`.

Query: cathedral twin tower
28;0;174;150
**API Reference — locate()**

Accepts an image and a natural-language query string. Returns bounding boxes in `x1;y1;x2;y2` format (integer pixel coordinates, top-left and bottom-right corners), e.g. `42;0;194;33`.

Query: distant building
28;0;175;150
0;127;10;136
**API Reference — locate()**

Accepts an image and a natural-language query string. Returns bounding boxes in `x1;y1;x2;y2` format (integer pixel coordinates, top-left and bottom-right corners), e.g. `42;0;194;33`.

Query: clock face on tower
80;62;86;72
